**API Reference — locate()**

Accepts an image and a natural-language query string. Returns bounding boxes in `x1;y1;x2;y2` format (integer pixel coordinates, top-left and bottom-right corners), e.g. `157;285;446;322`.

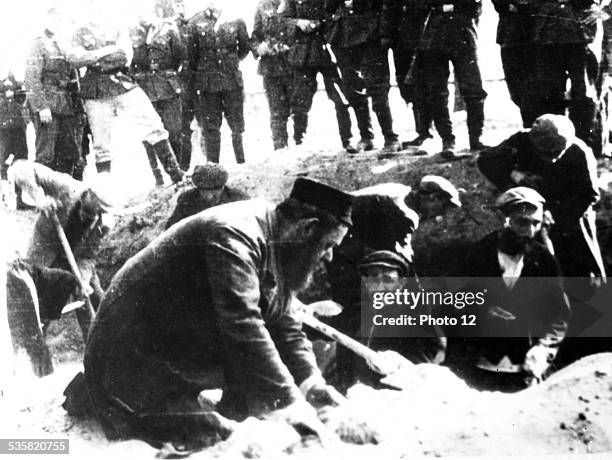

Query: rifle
403;9;433;103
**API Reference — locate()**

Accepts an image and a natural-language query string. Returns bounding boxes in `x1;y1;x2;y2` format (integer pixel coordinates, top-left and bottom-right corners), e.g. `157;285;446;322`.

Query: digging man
82;177;352;447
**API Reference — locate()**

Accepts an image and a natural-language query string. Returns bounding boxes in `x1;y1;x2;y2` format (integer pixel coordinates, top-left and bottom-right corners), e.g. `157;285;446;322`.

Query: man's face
280;222;347;293
363;266;403;292
507;206;543;240
198;188;224;203
417;190;450;219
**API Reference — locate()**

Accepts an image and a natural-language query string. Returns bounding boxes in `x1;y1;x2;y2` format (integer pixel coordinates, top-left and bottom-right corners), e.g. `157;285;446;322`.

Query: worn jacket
252;0;293;77
477;131;606;278
533;0;601;45
381;0;429;49
0;73;27;129
282;0;333;68
325;0;384;48
129;19;185;102
188;10;250;92
492;0;535;46
25;31;78;115
85;200;321;421
463;230;570;367
417;0;481;53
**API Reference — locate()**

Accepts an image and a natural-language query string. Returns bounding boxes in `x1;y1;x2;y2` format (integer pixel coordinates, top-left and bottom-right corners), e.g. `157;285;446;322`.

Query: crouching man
82;177;351;446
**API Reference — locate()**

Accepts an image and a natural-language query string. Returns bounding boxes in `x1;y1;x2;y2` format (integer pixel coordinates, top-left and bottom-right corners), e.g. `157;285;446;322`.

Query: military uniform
326;0;400;150
532;0;603;150
25;30;85;178
188;9;250;163
382;0;433;143
283;0;371;150
0;73;28;182
493;0;537;127
252;0;295;150
130;19;186;185
176;13;195;169
418;0;487;150
71;23;183;182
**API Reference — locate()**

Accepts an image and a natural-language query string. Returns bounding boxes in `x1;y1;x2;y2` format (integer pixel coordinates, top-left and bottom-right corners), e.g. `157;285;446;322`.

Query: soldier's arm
24;38;50;114
236;20;251;61
61;28;131;68
187;21;200;72
251;5;265;57
476;133;522;191
169;24;186;71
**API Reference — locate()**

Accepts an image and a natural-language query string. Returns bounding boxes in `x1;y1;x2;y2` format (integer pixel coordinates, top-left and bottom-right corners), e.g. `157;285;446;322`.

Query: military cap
529;114;575;154
495;187;546;215
289;177;353;226
419;175;462;208
192;163;229;190
358;250;410;277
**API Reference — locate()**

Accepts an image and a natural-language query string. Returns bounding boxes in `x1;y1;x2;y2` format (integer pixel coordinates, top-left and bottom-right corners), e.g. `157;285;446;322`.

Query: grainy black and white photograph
1;0;612;458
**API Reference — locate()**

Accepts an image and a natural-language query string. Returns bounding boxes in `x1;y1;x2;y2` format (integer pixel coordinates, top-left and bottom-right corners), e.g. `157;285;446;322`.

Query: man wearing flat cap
454;186;570;392
81;177;351;447
477;114;606;282
165;163;249;229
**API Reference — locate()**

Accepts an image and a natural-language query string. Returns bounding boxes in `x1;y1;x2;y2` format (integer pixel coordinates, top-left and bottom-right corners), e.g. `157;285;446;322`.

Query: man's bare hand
39;108;53;125
296;19;318;32
304;381;346;408
41;196;58;218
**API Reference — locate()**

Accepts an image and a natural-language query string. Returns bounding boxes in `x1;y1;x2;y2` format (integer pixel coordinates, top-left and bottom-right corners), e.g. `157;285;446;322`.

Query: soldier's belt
132;70;178;78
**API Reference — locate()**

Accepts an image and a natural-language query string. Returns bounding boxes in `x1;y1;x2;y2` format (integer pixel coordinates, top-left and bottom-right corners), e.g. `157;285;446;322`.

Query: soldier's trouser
179;81;195;170
198;89;245;163
33;113;84;176
500;45;537;127
152;97;184;169
83;87;169;168
421;47;487;142
263;73;293;150
0;126;28;180
534;44;598;148
290;66;354;146
336;42;398;142
392;44;433;136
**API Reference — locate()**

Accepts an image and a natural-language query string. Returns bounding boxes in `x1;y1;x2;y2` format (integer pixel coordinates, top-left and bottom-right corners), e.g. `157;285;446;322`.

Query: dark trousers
33;113;84;177
290;66;354;145
263;73;293;150
534;44;598;148
179;81;195;170
152;96;184;168
501;45;538;127
198;89;245;163
0;126;28;180
421;46;487;142
392;44;433;136
336;42;398;142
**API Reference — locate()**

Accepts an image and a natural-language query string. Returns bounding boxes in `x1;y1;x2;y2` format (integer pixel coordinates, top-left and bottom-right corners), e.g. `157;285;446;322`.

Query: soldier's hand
296;19;317;33
39;108;53;125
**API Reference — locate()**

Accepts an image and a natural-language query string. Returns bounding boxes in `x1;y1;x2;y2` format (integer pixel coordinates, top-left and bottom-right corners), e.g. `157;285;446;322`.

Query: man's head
192;163;228;202
496;187;546;254
276;178;353;292
358;250;410;292
414;175;461;219
529;114;575;159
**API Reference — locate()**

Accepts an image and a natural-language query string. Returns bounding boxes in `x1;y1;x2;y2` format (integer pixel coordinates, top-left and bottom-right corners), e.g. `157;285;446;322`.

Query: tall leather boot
231;133;246;164
203;130;221;163
150;139;185;184
293;112;308;145
353;102;375;148
466;100;486;151
142;141;165;186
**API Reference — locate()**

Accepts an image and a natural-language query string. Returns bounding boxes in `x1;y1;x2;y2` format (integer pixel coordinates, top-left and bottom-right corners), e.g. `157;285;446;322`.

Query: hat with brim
495;186;546;215
419;175;462;208
358;250;410;277
290;177;353;226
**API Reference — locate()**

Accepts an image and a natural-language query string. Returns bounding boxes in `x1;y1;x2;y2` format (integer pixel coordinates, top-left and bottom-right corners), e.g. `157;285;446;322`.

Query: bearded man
82;177;351;447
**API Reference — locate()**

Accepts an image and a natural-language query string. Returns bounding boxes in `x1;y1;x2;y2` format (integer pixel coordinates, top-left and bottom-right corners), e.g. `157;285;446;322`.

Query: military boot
203;131;221;163
231;133;246;164
143;142;165;186
467;101;487;151
440;137;457;159
150;140;185;184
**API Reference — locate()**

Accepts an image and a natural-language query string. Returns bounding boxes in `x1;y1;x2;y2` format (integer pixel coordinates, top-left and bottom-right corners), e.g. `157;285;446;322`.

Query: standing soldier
418;0;487;158
283;0;371;153
532;0;604;151
382;0;434;147
0;70;28;207
326;0;401;154
64;3;184;183
252;0;294;151
25;8;85;179
492;0;537;128
129;8;186;186
188;1;250;164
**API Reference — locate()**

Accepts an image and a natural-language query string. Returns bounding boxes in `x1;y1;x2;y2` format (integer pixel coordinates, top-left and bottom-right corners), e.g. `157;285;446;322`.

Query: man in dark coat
165;163;248;229
453;187;570;392
325;0;401;153
130;7;187;185
83;177;351;446
417;0;487;158
188;2;250;163
252;0;295;151
492;0;537;127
